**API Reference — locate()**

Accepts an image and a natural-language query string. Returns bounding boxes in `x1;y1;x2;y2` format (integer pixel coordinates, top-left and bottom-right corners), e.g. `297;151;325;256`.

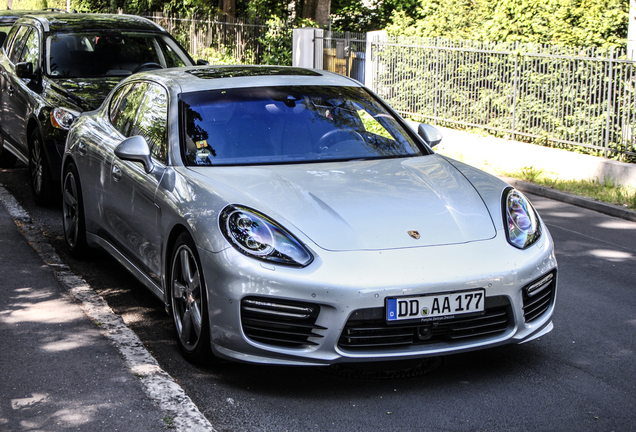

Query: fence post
314;28;324;70
511;41;519;142
604;48;615;158
255;16;261;65
435;37;440;120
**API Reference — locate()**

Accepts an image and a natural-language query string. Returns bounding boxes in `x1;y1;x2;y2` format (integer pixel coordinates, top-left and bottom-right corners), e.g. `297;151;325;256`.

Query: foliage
373;34;635;162
195;46;241;64
258;17;292;65
330;0;420;33
500;166;636;210
7;0;62;9
386;0;629;50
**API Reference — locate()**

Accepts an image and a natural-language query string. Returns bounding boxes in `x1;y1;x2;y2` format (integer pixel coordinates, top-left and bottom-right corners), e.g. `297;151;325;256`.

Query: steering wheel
132;62;164;73
316;129;364;151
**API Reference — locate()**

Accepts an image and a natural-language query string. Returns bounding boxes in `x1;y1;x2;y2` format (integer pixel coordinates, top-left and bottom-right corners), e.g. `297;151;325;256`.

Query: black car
0;9;67;45
0;12;200;204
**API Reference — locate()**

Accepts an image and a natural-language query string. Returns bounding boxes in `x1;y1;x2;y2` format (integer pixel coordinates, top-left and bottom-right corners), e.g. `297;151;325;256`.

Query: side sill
2;141;28;165
86;232;164;300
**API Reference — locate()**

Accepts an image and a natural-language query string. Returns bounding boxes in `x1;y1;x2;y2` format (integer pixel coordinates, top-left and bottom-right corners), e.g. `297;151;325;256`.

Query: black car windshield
46;31;188;77
181;86;427;166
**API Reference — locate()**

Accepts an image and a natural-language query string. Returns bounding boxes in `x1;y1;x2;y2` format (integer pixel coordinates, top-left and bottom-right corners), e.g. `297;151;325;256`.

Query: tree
301;0;331;26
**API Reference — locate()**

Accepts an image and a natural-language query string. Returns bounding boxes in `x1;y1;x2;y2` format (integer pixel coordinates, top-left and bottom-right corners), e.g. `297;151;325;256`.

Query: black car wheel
169;232;214;364
62;162;88;256
29;130;53;205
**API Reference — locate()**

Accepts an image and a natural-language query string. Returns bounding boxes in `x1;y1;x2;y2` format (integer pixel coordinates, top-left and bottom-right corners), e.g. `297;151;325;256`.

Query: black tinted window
46;31;188;78
8;25;30;64
180;86;425;166
20;28;39;66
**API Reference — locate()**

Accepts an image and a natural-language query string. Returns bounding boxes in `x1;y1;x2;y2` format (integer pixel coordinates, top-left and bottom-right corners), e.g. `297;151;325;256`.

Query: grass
501;166;636;211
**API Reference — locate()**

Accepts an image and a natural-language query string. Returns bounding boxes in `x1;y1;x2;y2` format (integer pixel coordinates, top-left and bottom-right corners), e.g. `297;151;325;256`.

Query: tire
0;147;17;168
62;162;88;256
29;129;54;206
168;232;214;364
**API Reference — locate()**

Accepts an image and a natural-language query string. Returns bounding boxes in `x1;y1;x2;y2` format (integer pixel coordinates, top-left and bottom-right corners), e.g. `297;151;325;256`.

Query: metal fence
320;31;367;84
368;36;636;159
144;12;292;65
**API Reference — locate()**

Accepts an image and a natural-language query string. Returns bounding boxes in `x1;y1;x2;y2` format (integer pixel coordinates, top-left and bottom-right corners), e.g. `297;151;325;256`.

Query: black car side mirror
15;62;36;80
417;123;443;147
115;136;155;173
196;59;209;65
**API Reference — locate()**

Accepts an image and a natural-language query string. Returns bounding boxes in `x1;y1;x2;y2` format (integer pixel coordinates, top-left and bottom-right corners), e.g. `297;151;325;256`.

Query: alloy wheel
171;244;204;351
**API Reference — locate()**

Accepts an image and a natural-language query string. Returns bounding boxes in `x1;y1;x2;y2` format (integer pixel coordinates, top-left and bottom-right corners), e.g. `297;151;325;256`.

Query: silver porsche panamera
62;65;557;365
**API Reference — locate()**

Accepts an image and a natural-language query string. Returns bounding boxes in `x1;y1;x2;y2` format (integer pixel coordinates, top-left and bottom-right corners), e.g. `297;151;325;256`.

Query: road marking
0;184;215;432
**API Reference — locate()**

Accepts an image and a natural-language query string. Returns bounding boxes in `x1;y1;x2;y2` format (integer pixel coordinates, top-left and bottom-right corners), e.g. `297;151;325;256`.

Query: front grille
522;270;557;323
338;296;511;351
241;297;326;348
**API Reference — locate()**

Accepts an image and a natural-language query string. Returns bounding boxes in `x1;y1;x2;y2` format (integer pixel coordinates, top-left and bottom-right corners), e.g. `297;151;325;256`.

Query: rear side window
8;25;30;64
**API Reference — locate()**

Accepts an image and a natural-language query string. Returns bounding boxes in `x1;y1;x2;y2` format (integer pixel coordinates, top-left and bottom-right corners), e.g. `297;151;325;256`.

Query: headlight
220;205;313;267
51;107;81;130
503;189;542;249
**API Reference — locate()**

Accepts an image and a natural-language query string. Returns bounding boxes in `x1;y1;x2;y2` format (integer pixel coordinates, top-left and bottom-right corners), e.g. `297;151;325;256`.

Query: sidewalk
0;188;214;432
0;199;171;430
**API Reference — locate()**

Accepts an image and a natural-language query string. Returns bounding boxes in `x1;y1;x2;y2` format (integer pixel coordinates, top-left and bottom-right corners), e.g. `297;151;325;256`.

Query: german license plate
386;289;485;323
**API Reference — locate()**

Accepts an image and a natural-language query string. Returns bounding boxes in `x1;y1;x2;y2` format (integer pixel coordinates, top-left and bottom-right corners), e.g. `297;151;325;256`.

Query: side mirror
196;59;209;65
418;123;442;147
114;136;154;173
15;62;35;79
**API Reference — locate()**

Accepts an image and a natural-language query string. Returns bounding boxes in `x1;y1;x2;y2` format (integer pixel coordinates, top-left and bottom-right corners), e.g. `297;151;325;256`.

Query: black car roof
0;10;44;25
14;13;164;33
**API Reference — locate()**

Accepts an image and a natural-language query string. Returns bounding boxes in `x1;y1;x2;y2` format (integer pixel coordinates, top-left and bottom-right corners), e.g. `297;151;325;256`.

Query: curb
0;184;216;432
500;176;636;223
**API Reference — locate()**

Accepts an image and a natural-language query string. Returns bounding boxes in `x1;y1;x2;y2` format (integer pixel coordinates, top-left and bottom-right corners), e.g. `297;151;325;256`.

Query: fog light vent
241;297;325;348
522;270;557;323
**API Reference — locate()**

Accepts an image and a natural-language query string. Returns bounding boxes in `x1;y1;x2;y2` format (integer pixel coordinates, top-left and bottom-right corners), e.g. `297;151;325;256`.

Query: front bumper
198;228;557;365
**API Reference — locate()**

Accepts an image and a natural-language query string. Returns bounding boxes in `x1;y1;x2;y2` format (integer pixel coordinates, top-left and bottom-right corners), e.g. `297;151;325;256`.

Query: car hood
49;77;123;111
191;155;497;251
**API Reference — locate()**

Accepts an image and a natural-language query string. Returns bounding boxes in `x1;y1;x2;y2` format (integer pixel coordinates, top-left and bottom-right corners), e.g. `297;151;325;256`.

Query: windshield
181;86;426;166
46;31;189;77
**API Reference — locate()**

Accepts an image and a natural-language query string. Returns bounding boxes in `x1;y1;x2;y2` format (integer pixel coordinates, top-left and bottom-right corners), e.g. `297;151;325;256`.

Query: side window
19;28;39;67
157;38;187;68
3;25;19;54
8;26;30;64
110;82;144;137
130;83;168;164
109;81;169;164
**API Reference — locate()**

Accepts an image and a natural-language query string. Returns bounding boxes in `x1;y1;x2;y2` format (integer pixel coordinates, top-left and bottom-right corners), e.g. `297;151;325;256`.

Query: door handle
112;164;122;182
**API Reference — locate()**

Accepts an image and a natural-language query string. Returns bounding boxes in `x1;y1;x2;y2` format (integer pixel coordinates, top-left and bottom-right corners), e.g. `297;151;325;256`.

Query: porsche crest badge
408;230;420;240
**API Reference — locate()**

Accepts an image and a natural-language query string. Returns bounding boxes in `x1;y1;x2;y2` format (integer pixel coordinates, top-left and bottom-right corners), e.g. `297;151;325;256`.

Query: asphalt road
1;161;635;432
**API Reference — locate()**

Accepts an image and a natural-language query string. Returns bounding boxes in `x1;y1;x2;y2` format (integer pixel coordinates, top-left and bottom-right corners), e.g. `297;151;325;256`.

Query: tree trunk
222;0;235;18
302;0;330;26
